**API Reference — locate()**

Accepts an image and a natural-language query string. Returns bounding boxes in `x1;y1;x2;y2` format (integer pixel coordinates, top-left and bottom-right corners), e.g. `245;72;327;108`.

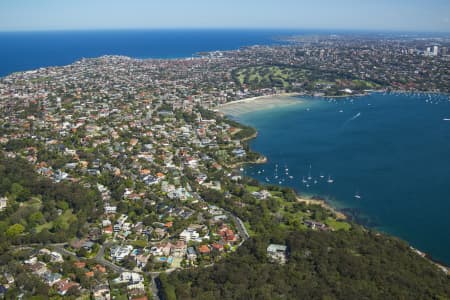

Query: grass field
36;209;76;233
235;66;308;89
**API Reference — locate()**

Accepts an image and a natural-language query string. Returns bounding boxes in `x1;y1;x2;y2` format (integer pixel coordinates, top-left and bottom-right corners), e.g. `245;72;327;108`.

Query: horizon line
1;27;450;35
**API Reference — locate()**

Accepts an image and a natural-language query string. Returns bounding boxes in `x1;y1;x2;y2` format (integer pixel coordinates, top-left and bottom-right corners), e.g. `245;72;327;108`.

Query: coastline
227;93;449;270
223;93;349;221
217;93;304;116
219;92;303;106
296;196;347;220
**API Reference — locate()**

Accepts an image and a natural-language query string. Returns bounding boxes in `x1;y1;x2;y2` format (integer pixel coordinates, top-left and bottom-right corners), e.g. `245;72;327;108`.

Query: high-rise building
442;47;448;56
433;45;439;56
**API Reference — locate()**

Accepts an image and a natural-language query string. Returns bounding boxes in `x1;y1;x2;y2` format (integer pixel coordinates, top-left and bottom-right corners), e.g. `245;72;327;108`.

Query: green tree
6;224;25;238
28;211;45;226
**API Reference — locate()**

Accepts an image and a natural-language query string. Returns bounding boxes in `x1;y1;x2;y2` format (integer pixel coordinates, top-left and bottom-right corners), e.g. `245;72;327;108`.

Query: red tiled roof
73;261;86;269
198;244;210;254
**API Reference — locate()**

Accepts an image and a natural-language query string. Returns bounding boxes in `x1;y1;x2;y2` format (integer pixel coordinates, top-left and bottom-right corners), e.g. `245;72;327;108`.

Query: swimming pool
158;256;173;264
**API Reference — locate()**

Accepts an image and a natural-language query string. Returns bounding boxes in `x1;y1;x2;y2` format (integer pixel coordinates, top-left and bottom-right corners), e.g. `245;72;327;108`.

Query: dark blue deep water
0;29;301;77
2;29;449;265
239;93;450;265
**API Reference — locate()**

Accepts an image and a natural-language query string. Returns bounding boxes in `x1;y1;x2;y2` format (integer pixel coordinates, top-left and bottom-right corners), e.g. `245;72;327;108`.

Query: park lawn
36;209;76;233
269;191;283;197
35;222;53;233
325;218;351;231
245;185;260;193
22;197;42;211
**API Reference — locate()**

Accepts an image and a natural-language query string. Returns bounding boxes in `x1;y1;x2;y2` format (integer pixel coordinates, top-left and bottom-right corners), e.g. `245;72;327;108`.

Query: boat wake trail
342;112;361;127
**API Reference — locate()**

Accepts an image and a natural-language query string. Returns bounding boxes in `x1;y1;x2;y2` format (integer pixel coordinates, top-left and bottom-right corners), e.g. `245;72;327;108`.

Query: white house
0;197;8;211
179;228;200;242
116;272;144;284
110;245;133;261
267;244;288;264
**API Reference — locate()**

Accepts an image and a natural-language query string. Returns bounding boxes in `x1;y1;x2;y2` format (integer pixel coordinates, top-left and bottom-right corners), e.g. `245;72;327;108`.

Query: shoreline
217;93;304;116
219;92;303;107
224;93;349;221
227;92;450;270
296;196;347;220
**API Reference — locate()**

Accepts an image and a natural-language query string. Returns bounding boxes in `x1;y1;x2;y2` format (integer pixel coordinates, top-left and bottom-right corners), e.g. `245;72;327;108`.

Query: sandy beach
217;93;303;116
296;197;347;220
219;93;347;220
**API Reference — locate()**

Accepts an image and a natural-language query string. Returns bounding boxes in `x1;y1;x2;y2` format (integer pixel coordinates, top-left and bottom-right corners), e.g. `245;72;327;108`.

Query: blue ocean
239;93;450;265
0;29;302;77
1;30;449;265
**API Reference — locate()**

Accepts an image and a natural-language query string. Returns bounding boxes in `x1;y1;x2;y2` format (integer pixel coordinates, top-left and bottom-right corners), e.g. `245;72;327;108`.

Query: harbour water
237;93;450;265
2;29;449;265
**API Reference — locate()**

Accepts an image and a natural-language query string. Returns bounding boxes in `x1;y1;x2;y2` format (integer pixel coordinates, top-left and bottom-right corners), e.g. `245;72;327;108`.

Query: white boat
354;194;362;199
327;175;334;183
443;118;450;121
302;177;307;183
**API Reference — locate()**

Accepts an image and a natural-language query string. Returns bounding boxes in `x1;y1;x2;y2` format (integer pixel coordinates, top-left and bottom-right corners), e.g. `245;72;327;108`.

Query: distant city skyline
1;0;450;32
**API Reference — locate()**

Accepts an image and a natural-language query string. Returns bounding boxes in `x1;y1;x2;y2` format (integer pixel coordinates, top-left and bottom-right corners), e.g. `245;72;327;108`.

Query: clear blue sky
1;0;449;32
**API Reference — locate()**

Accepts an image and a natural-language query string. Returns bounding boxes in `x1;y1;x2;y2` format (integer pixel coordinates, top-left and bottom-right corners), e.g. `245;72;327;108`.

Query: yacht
327;175;334;183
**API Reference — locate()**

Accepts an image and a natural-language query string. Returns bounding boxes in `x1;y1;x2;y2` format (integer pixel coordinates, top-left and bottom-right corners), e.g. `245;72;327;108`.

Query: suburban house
267;244;288;264
110;245;133;261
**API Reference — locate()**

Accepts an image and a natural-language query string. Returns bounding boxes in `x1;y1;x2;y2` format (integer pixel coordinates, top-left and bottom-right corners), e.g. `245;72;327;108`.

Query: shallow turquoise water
238;92;450;265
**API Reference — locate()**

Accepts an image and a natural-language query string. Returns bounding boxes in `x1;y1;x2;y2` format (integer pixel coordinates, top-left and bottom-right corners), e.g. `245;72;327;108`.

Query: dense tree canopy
0;153;102;246
162;229;450;300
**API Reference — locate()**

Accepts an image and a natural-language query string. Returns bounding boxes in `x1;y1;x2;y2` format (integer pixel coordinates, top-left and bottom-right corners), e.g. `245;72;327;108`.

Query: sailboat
327;175;334;183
